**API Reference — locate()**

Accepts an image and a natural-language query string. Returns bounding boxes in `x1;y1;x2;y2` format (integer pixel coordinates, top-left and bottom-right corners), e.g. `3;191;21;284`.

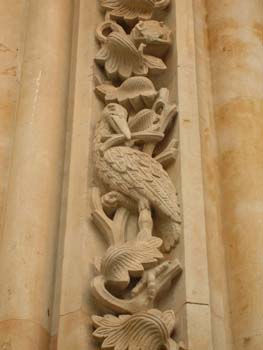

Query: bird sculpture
94;103;181;252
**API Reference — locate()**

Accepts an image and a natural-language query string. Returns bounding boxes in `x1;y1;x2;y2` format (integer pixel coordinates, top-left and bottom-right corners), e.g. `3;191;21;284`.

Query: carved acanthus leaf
95;76;158;112
100;238;163;290
92;309;177;350
95;30;166;81
91;0;183;347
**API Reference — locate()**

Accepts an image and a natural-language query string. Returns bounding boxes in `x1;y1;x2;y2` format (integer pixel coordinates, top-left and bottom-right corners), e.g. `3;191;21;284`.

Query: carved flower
95;30;167;81
92;309;177;350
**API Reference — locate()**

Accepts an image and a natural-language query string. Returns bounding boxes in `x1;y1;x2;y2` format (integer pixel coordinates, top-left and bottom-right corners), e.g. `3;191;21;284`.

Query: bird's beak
111;115;131;140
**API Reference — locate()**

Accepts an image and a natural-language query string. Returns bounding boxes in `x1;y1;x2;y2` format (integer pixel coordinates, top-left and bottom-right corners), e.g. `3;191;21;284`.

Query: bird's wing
103;146;180;221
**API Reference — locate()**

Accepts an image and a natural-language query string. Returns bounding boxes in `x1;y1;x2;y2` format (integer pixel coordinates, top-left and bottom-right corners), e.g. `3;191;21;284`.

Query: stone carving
99;0;170;26
95;76;158;112
92;309;178;350
90;1;182;349
98;238;163;290
131;20;172;57
91;258;182;314
93;102;180;250
95;21;167;80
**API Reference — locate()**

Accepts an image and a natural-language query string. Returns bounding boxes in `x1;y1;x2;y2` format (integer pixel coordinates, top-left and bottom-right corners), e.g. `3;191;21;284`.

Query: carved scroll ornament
90;1;183;349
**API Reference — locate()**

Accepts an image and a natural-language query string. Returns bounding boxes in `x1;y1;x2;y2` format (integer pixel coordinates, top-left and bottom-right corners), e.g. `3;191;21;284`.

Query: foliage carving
90;1;183;349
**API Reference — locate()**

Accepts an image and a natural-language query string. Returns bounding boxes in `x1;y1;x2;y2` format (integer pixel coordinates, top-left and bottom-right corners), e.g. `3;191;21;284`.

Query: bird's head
102;103;131;140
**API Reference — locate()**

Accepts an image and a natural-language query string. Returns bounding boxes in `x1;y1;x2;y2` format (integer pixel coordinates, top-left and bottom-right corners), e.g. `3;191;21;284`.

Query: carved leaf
95;31;167;81
101;238;163;289
143;54;167;74
92;0;183;347
95;76;158;111
91;259;182;314
128;108;160;132
95;32;146;81
100;0;155;24
92;309;176;350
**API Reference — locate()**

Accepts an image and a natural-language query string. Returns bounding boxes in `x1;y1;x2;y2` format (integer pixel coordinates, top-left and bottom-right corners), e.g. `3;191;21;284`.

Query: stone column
207;1;263;349
192;2;232;349
0;1;27;228
0;0;73;349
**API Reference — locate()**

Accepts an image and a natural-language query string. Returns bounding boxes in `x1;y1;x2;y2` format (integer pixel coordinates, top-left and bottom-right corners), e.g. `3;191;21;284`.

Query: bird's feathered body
94;118;180;223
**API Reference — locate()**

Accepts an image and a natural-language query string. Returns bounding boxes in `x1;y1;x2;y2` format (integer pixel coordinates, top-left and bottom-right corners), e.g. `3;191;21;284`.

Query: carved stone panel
90;1;183;349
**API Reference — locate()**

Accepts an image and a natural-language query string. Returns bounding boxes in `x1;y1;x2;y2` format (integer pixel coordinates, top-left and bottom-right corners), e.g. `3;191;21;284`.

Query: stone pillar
0;0;73;349
207;1;263;349
0;0;27;228
192;1;232;349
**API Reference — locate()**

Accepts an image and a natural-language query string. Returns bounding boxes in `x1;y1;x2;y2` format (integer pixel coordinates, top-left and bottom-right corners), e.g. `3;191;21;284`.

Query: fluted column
207;1;263;349
0;0;73;349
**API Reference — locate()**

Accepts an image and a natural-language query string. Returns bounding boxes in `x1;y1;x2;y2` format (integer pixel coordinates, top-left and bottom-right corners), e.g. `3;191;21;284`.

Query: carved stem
91;187;130;245
91;259;182;314
100;131;164;153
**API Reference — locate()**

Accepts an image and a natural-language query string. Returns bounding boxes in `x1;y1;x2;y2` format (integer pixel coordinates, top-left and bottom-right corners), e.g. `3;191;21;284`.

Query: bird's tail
154;214;181;252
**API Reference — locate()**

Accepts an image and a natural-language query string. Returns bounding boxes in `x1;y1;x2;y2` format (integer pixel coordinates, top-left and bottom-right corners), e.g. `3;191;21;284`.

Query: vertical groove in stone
207;1;263;349
0;0;74;348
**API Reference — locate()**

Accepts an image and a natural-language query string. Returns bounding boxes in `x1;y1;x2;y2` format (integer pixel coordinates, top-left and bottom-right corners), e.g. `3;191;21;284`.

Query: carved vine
90;1;183;349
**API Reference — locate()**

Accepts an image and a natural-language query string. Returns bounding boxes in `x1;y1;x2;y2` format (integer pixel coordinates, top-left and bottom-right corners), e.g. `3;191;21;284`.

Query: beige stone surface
54;2;104;349
56;311;91;350
185;303;213;350
192;1;233;349
235;334;263;350
55;0;215;348
0;320;49;350
176;0;210;307
0;0;27;228
0;0;74;348
207;0;263;349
